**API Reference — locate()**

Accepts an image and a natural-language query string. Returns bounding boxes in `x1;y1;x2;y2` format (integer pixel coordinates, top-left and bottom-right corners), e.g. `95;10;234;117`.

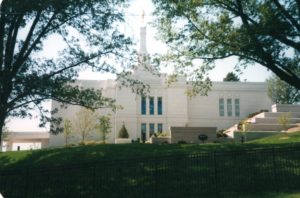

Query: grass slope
0;131;300;171
0;132;299;198
0;143;236;171
249;131;300;144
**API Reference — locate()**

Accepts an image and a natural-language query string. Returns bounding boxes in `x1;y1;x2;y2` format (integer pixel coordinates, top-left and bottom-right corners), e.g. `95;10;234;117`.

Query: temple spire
139;9;147;54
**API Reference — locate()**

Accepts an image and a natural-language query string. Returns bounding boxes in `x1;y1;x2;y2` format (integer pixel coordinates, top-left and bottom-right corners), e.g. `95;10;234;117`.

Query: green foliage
216;129;228;138
247;110;269;119
152;0;300;90
267;75;300;104
0;0;134;139
63;119;72;146
249;131;300;144
238;110;268;130
118;123;129;138
157;131;170;137
75;108;96;143
277;113;291;131
96;115;111;143
234;131;281;142
223;72;240;82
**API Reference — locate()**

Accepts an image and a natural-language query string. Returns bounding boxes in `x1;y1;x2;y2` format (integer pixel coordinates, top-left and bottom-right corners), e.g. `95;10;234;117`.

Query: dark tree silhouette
0;0;133;150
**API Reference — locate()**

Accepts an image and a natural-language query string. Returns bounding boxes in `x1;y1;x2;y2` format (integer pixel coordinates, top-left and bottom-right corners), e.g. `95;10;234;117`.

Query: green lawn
220;192;300;198
249;131;300;144
0;132;300;198
0;131;300;171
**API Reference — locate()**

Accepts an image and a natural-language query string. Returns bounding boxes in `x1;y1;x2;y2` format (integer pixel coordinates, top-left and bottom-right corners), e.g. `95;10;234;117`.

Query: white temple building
48;24;273;147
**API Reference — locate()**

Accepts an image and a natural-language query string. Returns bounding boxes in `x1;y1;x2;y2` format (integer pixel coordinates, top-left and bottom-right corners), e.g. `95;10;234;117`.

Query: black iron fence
0;146;300;198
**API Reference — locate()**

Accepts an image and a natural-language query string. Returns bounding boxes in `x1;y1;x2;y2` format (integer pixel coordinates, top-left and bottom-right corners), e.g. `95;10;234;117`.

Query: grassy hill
0;131;300;171
0;132;300;198
249;131;300;144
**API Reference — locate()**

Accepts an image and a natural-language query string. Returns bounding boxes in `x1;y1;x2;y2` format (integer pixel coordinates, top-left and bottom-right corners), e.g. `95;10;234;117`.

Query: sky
6;0;272;132
79;0;272;82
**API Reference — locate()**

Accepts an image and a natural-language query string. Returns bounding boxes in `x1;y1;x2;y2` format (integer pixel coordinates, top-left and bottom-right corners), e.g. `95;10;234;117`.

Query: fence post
93;165;96;198
272;147;279;194
213;151;219;197
25;168;30;198
154;157;158;198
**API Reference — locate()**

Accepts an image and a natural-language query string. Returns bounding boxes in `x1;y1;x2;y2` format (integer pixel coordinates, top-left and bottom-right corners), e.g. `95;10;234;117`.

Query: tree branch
272;0;300;32
5;14;23;69
0;11;5;69
4;15;18;68
46;50;113;78
236;0;300;89
16;11;41;62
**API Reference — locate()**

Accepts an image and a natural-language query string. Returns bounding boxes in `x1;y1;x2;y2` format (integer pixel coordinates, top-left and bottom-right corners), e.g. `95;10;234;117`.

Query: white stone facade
49;78;272;147
49;26;273;147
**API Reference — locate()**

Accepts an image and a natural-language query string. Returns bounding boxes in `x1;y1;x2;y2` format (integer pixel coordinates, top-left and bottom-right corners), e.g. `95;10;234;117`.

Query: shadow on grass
0;144;300;198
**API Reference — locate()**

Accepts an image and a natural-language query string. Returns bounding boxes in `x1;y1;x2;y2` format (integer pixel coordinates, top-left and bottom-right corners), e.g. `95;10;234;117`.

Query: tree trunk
0;113;6;152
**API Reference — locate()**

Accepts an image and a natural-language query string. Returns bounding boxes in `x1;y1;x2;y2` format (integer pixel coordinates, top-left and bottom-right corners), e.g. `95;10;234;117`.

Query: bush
118;124;129;138
237;109;269;130
216;129;228;138
157;132;170;137
131;138;140;143
178;140;187;144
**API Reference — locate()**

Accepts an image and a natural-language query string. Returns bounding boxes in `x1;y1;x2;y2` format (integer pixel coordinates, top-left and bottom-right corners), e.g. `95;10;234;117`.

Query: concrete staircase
247;104;300;132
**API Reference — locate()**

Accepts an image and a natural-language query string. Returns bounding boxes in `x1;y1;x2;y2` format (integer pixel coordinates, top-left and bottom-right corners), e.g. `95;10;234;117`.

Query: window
149;123;155;137
141;97;146;115
235;98;240;117
157;97;162;115
227;98;232;117
141;123;147;142
157;123;163;133
219;98;224;117
149;97;154;115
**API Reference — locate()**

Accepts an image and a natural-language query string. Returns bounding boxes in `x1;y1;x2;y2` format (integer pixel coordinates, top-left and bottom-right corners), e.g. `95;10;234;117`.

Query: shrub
216;129;228;138
131;138;140;143
247;109;268;118
118;123;129;138
157;132;170;137
178;140;186;144
278;112;291;131
238;109;269;130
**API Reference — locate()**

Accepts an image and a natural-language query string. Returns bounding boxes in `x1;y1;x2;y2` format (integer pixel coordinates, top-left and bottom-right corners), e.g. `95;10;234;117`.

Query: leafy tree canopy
96;115;112;143
223;72;240;82
152;0;300;92
267;75;300;104
0;0;134;143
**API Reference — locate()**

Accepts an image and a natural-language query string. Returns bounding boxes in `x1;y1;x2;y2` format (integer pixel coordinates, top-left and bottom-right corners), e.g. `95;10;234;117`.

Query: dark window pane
235;98;240;117
149;97;154;115
141;97;146;115
227;98;232;117
219;98;224;117
141;123;146;142
158;97;162;115
149;123;155;136
157;123;163;133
